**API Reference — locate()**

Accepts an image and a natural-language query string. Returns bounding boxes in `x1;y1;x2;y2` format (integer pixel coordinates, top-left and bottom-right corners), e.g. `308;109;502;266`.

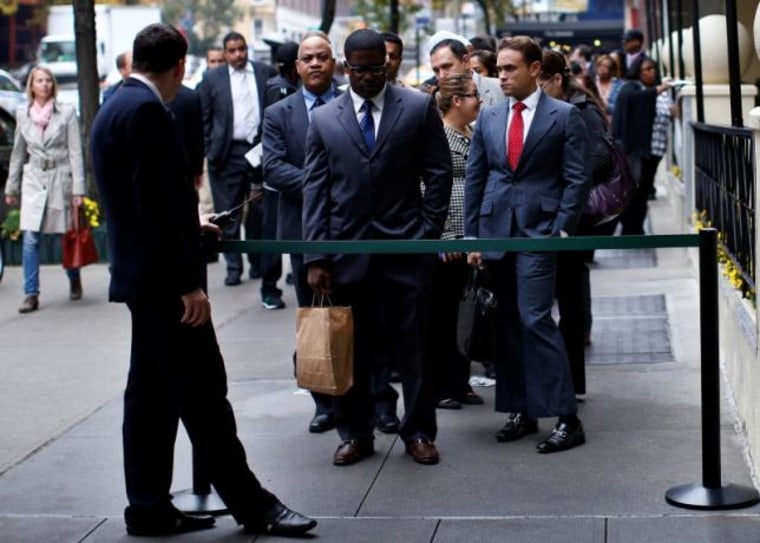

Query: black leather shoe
125;509;215;536
495;413;538;443
536;420;585;453
244;501;317;536
375;413;400;434
309;413;335;433
333;439;374;466
224;274;242;286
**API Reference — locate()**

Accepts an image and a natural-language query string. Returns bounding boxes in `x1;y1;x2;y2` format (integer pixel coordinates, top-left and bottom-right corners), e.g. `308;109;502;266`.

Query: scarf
29;100;54;135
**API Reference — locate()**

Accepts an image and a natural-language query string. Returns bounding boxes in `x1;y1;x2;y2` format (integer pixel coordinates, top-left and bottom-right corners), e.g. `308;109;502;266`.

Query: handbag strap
310;293;333;307
71;202;81;231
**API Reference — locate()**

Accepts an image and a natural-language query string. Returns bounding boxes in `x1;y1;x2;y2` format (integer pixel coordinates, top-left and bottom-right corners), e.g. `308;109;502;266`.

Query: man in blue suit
302;29;452;466
91;23;316;537
262;33;338;434
199;32;277;291
465;36;590;454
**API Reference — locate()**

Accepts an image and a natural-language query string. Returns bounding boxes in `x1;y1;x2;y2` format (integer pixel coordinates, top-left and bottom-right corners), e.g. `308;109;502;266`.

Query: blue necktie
359;100;375;151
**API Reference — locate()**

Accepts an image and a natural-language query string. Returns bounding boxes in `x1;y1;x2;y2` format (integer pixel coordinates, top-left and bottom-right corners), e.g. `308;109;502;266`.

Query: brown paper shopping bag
296;304;354;396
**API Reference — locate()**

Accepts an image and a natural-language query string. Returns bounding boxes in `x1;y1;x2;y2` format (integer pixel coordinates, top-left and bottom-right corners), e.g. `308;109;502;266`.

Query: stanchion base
666;482;760;510
172;489;229;516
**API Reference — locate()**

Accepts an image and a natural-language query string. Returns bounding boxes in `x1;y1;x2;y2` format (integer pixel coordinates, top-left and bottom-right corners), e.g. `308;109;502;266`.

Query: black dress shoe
375;413;400;434
437;398;462;410
536;420;585;453
309;413;335;433
333;439;374;466
224;274;242;286
245;501;317;535
125;509;215;536
495;413;539;443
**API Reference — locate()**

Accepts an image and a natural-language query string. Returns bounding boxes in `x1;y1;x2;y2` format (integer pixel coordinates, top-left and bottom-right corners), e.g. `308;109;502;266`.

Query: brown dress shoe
405;438;439;465
18;296;39;314
69;277;83;300
333;439;374;466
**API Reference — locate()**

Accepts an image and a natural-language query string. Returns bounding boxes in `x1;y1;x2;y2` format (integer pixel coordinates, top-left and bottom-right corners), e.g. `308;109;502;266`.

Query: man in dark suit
303;29;452;466
199;32;277;290
90;23;316;537
102;50;132;103
262;33;337;433
465;36;590;454
168;85;204;188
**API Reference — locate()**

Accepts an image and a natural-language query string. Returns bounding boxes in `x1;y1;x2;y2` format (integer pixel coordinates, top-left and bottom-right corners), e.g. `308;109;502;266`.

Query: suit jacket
473;72;506;106
262;87;341;240
91;78;203;303
168;85;205;178
302;85;453;283
199;61;276;167
464;92;589;259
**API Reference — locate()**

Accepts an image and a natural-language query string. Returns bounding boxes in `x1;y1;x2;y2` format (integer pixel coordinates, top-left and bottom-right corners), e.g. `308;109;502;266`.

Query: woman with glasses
538;50;614;395
429;73;485;410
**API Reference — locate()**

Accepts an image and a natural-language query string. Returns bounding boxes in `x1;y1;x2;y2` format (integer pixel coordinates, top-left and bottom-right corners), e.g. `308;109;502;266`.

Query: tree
355;0;423;33
319;0;336;35
471;0;517;37
161;0;238;55
72;0;99;197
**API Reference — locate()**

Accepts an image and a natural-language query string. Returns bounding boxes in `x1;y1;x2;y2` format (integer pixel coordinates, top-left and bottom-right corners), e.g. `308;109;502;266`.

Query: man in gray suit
303;29;452;466
262;33;339;434
465;36;590;454
429;36;504;106
199;32;276;288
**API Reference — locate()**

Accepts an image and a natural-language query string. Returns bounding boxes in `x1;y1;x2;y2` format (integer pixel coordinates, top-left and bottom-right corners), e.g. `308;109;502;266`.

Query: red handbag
62;203;99;269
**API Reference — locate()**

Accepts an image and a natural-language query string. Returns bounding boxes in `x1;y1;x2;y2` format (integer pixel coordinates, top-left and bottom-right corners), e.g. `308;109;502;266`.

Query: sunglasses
344;62;386;75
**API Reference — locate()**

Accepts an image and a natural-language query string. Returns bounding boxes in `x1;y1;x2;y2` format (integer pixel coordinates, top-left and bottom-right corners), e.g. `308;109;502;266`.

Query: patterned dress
442;124;469;240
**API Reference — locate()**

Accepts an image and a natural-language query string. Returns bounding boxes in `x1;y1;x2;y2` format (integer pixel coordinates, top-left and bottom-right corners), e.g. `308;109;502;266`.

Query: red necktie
507;102;526;170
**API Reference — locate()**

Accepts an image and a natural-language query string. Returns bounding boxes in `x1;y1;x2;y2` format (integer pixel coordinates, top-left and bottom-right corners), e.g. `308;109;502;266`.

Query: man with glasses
302;28;452;466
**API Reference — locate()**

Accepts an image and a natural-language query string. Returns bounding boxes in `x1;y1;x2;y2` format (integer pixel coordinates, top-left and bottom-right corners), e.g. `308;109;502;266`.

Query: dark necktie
313;96;325;109
359;100;375;151
507;101;526;170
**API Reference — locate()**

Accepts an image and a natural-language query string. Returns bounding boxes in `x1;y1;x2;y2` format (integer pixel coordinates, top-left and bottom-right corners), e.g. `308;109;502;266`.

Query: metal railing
693;122;755;296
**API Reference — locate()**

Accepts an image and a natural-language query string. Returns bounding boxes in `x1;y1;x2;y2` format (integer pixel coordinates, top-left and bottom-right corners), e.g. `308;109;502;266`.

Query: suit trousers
329;254;437;442
428;256;471;401
291;253;334;416
621;154;662;235
555;251;587;395
123;297;275;523
485;252;577;418
256;189;282;298
208;142;260;278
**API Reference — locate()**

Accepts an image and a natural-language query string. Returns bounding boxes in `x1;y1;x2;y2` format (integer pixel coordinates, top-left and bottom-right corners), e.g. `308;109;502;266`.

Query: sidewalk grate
592;248;657;269
587;294;673;364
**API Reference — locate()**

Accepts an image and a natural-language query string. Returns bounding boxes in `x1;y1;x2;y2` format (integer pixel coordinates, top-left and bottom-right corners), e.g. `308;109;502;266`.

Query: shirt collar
349;84;387;114
129;73;164;103
303;85;336;108
509;86;541;111
228;62;253;76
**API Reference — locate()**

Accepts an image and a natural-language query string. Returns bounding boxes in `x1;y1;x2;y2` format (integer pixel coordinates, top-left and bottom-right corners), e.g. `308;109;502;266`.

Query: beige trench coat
4;101;85;233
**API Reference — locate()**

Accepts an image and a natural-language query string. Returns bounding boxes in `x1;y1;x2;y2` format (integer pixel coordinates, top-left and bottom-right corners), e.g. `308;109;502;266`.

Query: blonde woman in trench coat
4;66;85;313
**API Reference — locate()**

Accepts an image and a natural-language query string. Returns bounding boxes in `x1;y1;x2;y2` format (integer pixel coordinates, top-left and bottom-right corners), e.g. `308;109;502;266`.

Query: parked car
0;69;26;118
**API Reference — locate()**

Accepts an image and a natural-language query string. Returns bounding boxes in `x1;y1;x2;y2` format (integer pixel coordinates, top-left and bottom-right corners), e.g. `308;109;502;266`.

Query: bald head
297;35;335;95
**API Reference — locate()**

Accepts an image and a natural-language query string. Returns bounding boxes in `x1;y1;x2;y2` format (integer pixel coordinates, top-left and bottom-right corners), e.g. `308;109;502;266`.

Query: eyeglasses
344;62;386;75
458;92;480;99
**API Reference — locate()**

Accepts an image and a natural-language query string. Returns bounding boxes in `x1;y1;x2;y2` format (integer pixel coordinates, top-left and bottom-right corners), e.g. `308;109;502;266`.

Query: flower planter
0;228;109;266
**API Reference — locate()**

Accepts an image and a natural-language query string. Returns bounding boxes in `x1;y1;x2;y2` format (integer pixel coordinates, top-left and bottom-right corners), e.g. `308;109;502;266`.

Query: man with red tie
464;36;590;454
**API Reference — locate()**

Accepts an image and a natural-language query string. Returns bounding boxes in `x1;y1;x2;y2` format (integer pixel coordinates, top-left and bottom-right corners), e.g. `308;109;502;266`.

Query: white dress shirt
349;85;387;138
229;64;260;143
506;86;542;145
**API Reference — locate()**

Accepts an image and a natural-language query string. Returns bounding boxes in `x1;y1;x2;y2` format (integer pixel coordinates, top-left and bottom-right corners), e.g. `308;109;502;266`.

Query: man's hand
440;252;464;263
181;288;211;327
249;185;264;204
467;252;484;269
307;263;332;296
5;194;17;206
193;175;203;190
199;213;221;236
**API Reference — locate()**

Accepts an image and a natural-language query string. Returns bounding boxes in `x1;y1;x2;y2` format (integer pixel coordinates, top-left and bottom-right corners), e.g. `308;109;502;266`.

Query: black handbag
457;269;497;361
583;133;638;226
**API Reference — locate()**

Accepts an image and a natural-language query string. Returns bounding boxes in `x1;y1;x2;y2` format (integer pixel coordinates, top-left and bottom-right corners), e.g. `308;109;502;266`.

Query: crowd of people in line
2;21;679;538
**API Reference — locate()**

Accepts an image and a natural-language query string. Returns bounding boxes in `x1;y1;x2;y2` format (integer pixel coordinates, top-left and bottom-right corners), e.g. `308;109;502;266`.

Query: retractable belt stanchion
209;232;758;512
665;228;760;509
172;448;228;515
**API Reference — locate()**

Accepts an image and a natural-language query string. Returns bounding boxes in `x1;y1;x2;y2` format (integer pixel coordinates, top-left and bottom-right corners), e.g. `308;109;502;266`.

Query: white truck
38;4;162;83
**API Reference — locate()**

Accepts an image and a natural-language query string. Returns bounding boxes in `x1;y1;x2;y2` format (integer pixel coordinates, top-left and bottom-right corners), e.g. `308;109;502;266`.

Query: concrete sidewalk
1;190;760;542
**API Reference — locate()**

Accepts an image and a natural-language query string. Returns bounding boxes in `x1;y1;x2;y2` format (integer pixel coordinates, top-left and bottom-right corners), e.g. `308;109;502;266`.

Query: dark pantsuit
329;255;436;443
124;297;274;523
428;257;471;401
486;252;577;418
621;154;661;235
255;188;282;297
